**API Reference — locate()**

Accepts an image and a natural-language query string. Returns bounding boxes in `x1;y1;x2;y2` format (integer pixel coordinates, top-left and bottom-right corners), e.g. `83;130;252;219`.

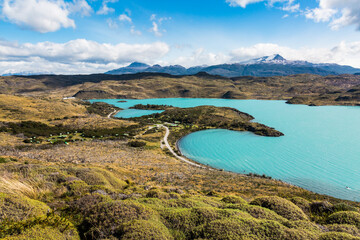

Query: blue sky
0;0;360;74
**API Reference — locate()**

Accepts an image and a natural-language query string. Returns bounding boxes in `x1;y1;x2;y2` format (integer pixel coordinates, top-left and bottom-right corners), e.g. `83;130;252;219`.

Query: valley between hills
0;73;360;239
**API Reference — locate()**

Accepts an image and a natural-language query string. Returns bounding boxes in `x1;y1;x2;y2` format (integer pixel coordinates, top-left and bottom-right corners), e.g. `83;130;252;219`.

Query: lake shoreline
96;98;360;201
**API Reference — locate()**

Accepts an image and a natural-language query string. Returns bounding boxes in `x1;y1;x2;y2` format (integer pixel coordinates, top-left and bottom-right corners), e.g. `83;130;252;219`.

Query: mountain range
106;54;360;77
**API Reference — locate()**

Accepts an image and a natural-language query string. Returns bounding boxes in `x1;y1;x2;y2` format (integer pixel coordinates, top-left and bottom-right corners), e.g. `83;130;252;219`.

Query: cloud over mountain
0;39;169;74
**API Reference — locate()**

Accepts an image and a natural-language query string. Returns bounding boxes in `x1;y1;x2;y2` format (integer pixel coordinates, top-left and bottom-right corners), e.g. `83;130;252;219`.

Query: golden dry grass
0;94;87;122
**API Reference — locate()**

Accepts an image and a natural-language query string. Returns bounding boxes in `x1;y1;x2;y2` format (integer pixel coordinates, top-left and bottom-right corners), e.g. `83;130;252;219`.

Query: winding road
160;125;205;168
107;109;119;118
107;109;204;168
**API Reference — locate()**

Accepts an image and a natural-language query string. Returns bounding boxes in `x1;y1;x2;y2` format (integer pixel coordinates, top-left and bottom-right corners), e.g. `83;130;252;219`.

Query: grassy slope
1;73;360;105
1;95;360;239
0;94;87;122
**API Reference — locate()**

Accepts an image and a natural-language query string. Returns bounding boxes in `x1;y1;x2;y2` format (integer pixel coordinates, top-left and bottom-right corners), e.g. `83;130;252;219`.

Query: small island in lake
129;104;174;110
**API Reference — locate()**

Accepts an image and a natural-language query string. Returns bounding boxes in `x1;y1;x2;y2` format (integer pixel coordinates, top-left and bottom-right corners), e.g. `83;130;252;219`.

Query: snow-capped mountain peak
241;54;289;64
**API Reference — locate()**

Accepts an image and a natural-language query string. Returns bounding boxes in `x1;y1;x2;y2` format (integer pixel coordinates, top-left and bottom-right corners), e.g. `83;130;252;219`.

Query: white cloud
96;0;117;15
106;18;118;29
172;48;232;68
281;1;299;12
150;22;162;37
226;0;360;31
305;7;337;23
226;0;263;8
305;0;360;30
130;26;142;36
226;0;298;9
0;39;170;74
68;0;92;16
148;14;171;37
150;14;156;21
2;0;76;33
230;41;360;67
119;13;132;23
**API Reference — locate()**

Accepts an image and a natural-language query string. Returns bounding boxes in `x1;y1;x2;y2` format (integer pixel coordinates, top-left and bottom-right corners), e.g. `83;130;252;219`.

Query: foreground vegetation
1;94;360;239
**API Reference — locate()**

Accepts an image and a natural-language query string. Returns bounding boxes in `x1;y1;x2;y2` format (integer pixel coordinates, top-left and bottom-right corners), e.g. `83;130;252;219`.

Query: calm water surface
90;98;360;201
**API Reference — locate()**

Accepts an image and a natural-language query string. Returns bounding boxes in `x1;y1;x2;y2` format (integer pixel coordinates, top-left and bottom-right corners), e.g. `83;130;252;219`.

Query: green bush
333;203;359;213
327;224;360;237
310;201;334;215
0;193;49;222
64;180;90;197
327;211;360;229
221;195;247;205
318;232;360;240
121;220;173;240
198;218;299;240
284;220;322;232
197;218;256;240
128;140;147;148
250;196;308;221
79;200;156;239
161;208;195;233
146;190;170;199
3;225;79;240
291;197;311;214
0;214;79;240
224;203;288;223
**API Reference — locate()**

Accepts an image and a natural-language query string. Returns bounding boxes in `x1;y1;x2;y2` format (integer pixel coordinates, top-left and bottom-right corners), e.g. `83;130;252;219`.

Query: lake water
90;98;360;201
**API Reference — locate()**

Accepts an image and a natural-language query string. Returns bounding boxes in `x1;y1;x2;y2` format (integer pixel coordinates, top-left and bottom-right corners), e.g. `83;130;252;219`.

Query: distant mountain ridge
106;55;360;77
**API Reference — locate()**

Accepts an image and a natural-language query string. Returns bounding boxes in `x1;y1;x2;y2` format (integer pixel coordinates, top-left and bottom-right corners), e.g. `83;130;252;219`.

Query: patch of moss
0;193;49;222
0;214;78;239
64;180;90;197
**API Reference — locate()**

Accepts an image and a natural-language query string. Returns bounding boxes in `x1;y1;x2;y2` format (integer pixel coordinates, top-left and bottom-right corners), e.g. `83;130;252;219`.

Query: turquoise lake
90;98;360;201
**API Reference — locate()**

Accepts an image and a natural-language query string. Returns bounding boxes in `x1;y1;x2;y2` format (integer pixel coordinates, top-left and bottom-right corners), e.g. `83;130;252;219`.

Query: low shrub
327;224;360;237
284;220;322;232
221;195;247;205
79;200;156;239
250;196;308;221
333;203;359;213
310;201;334;215
0;214;79;240
146;190;170;199
291;197;311;214
128;140;146;148
224;203;288;223
318;232;360;240
2;225;79;240
120;220;173;240
198;218;299;240
327;211;360;229
0;193;49;222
